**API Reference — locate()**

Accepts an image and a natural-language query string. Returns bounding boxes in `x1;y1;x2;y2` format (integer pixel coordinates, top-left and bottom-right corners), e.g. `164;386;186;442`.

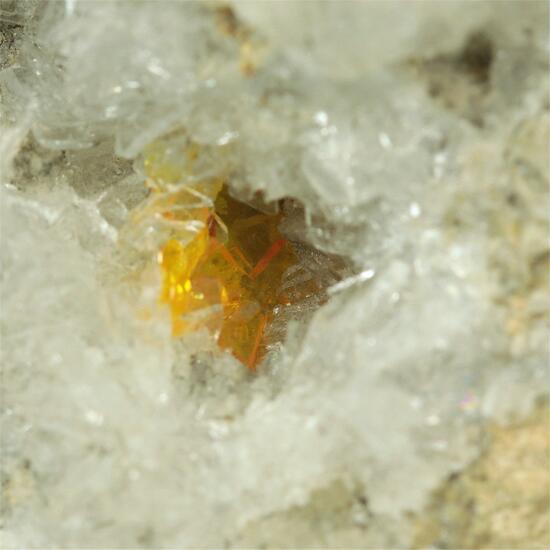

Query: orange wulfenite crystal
158;185;301;369
136;135;332;369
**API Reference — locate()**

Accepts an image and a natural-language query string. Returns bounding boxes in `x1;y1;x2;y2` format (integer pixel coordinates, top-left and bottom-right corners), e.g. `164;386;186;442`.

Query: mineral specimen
1;1;548;549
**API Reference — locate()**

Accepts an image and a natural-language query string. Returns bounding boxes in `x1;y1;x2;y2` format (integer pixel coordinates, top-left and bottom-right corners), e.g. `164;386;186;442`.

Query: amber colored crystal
158;185;303;369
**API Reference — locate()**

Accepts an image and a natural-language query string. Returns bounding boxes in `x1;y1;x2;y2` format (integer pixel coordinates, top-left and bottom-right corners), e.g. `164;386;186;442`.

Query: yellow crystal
136;136;326;369
158;185;305;369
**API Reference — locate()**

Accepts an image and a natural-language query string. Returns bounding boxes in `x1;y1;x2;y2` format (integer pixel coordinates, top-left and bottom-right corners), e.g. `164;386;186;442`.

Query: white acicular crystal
1;0;549;548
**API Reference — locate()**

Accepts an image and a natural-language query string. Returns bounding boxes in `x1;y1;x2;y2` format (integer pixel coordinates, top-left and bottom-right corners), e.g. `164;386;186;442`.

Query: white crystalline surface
1;1;549;548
